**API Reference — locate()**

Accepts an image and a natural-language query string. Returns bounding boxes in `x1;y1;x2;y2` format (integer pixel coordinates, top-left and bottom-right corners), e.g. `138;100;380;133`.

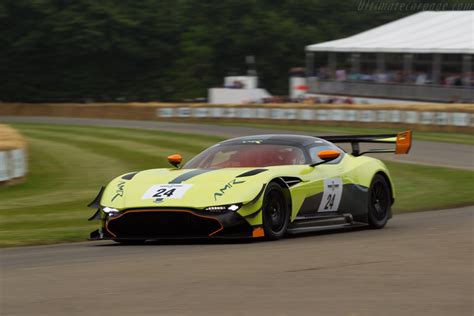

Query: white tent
306;11;474;54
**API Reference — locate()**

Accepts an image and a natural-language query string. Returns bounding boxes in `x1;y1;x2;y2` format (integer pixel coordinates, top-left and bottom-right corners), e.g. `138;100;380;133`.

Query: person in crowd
415;72;427;85
335;69;346;81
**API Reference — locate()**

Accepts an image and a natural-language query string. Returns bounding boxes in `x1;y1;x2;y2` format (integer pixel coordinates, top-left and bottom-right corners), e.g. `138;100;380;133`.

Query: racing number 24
324;193;336;210
153;188;176;198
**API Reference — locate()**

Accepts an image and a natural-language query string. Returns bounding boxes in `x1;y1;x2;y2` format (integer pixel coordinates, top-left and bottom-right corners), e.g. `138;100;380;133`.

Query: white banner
177;107;191;117
389;110;401;123
256;108;270;119
360;110;375;122
405;111;418;124
211;107;224;118
316;109;328;121
299;109;315;121
271;108;285;120
283;108;298;120
345;110;357;121
193;107;209;118
433;112;449;125
452;113;469;126
240;108;255;118
330;110;344;121
222;107;237;118
377;110;388;122
158;108;174;118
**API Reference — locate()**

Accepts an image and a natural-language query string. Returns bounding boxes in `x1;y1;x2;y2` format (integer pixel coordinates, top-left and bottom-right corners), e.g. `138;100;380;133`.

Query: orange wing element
252;227;265;238
395;131;412;154
167;154;183;165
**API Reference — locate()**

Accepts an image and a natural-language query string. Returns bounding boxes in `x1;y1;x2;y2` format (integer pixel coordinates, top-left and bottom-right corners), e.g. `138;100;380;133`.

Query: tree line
0;0;458;102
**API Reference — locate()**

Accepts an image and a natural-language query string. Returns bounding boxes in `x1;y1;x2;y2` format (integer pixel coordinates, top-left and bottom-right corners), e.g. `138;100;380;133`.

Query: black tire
262;182;290;240
368;174;391;229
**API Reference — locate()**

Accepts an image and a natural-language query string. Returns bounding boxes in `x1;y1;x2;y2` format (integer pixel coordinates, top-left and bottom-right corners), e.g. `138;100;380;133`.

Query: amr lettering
111;181;126;202
214;179;245;200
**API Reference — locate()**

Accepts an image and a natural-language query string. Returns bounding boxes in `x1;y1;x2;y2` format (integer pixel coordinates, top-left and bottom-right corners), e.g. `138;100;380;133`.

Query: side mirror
311;150;341;167
167;154;182;168
318;150;340;161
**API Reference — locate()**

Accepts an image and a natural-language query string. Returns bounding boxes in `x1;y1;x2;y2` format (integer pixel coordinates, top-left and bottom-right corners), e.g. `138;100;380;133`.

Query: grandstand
305;11;473;103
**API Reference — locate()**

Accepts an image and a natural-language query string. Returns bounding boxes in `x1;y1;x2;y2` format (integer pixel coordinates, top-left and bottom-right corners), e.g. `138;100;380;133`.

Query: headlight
205;204;242;212
102;207;120;218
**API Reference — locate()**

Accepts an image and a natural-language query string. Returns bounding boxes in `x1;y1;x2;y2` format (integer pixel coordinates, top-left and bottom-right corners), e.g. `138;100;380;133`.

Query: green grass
215;122;474;145
0;123;472;247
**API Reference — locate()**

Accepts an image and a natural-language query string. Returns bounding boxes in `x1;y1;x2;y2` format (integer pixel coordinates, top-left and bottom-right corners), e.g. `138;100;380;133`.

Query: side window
307;143;343;165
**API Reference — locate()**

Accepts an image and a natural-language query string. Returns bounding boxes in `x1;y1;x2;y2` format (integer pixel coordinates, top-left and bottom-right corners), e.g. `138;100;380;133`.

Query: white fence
156;107;473;127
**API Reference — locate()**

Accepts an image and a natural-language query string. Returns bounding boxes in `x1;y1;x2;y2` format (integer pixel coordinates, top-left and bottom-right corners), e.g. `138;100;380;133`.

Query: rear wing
319;131;412;156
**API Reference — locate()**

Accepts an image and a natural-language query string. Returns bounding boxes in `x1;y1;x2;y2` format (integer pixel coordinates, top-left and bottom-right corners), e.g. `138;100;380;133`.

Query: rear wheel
368;175;391;229
262;182;290;240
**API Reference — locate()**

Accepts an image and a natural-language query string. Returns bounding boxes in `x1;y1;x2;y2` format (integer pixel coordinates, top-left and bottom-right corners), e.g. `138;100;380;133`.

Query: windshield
184;144;307;168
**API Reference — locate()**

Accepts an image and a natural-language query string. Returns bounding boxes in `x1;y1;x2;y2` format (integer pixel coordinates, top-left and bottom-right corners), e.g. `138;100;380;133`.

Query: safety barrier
0;102;473;132
0;124;27;185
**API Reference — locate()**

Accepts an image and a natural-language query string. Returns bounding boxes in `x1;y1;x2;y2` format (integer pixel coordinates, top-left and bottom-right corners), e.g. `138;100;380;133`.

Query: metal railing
307;78;473;102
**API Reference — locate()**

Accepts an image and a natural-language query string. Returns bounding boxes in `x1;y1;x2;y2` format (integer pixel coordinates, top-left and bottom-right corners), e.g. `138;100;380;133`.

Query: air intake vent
281;177;302;187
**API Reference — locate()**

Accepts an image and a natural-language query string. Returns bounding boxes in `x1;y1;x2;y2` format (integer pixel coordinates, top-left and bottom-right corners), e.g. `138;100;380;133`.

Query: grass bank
0;124;472;246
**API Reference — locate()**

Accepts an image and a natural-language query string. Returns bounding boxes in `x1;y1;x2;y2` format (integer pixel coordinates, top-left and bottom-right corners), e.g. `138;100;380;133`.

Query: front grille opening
107;210;221;239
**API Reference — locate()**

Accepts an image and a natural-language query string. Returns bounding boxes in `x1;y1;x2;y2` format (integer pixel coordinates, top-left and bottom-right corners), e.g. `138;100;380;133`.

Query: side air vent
281;177;302;187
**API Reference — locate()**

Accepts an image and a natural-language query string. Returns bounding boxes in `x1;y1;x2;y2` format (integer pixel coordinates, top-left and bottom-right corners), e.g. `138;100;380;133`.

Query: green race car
88;131;412;242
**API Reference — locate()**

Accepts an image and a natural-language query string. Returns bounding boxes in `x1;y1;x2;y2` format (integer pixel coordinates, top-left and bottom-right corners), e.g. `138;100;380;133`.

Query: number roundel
142;184;193;200
317;178;343;212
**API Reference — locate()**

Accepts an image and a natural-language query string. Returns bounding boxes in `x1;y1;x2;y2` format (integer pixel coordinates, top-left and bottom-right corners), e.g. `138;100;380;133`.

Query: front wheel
262;182;290;240
368;175;391;229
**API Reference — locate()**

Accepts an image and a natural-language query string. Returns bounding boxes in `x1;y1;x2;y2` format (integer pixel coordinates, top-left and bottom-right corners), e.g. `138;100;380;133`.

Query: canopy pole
462;55;471;87
432;54;441;85
305;51;314;77
328;53;336;79
351;53;360;75
403;54;413;83
376;53;385;75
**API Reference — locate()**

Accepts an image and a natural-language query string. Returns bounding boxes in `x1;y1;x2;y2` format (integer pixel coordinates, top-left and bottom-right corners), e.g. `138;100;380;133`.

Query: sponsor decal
214;179;245;201
111;181;126;202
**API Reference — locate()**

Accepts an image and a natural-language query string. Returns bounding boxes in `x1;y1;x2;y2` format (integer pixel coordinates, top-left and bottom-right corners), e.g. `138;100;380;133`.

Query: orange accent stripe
105;209;224;238
252;227;265;238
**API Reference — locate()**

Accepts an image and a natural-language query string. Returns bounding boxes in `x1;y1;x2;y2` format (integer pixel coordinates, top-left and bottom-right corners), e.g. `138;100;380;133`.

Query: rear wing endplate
319;131;412;156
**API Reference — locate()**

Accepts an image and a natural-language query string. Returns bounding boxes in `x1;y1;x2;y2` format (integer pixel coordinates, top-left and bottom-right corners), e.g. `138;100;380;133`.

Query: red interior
212;145;304;168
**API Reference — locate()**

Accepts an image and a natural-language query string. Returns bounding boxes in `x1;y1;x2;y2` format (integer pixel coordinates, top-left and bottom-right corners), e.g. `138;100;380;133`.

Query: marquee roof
306;11;474;54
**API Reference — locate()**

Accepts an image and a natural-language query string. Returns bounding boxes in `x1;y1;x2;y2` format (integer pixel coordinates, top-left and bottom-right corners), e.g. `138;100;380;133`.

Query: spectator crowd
316;67;472;87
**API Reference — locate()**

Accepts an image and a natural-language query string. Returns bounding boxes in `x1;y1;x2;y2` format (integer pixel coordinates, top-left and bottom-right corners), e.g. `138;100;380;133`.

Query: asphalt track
1;116;473;170
2;206;473;316
1;116;473;315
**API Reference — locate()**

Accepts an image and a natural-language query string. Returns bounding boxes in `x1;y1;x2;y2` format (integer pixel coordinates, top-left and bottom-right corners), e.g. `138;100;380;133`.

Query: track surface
1;116;473;170
2;206;473;316
1;116;473;315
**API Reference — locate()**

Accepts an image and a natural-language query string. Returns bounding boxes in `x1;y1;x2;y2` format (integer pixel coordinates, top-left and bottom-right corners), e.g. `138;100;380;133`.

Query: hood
100;167;274;209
